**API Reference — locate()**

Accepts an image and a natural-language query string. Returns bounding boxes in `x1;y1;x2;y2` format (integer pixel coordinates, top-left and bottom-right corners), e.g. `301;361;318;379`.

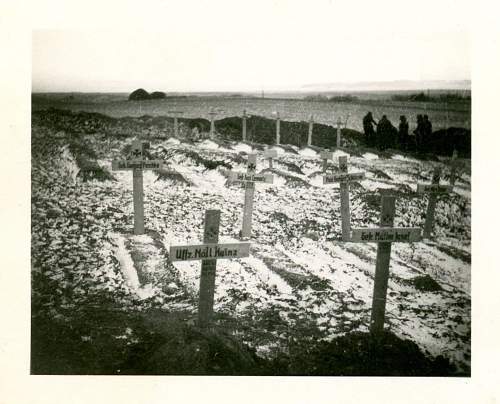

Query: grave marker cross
347;196;422;337
168;110;183;137
169;210;251;328
323;156;365;240
242;110;247;142
263;149;278;169
417;166;453;238
307;114;314;147
112;139;165;235
227;154;273;239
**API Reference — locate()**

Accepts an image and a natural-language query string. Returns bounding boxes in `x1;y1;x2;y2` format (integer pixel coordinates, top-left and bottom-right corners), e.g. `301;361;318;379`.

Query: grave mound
285;331;457;376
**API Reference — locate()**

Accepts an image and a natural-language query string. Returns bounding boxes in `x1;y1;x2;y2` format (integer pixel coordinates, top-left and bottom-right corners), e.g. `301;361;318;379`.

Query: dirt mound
282;331;457;376
411;274;443;292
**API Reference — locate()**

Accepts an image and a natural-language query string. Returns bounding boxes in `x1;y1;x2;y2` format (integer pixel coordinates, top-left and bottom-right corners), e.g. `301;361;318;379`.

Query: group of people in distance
362;111;432;153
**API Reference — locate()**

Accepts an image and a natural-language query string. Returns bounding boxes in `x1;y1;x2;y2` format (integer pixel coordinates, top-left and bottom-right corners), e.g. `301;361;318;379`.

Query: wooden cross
168;110;183;137
227;154;273;239
275;112;281;145
208;109;218;138
323;156;365;240
242;109;247;142
348;195;422;337
307;114;314;146
112;139;165;235
263;148;278;169
320;150;334;172
417;166;453;238
169;210;251;328
449;149;464;187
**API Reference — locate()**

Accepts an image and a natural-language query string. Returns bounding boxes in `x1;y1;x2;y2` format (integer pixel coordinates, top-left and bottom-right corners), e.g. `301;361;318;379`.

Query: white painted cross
263;148;278;169
242;109;247;142
449;149;464;188
168;110;183;137
417;166;453;238
347;195;422;337
307;114;314;146
112;139;165;235
169;209;251;328
227;154;273;239
323;156;365;240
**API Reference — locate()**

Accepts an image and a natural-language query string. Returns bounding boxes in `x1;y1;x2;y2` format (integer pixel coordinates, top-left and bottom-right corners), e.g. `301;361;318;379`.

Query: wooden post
348;201;422;337
263;149;278;169
242;155;257;239
308;114;314;146
370;196;395;337
242;110;247;142
339;156;350;240
336;117;342;148
320;150;333;173
450;149;458;187
132;168;144;235
198;209;220;328
112;139;165;236
227;155;274;239
424;167;441;238
323;156;365;241
168;111;183;137
209;110;217;138
276;112;281;145
169;210;251;328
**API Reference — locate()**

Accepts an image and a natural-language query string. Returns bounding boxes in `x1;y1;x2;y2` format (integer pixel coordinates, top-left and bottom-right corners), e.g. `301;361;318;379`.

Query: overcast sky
32;0;471;92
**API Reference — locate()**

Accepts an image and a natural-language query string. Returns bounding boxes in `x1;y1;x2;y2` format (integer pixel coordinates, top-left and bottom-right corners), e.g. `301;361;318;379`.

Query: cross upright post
308;114;314;146
227;154;273;239
112;139;164;235
275;112;281;145
168;110;184;137
323;156;365;240
417;166;453;238
347;196;422;338
169;210;251;328
242;110;247;142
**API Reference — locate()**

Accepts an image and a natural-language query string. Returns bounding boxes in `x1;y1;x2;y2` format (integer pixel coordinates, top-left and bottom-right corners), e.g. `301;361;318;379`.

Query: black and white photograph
2;0;500;401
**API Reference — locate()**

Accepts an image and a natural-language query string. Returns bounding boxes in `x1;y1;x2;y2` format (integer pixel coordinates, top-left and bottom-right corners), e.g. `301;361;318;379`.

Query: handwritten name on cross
168;110;183;137
323;156;365;240
112;139;164;235
169;210;251;328
347;195;422;337
417;166;453;238
227;154;273;239
308;114;314;146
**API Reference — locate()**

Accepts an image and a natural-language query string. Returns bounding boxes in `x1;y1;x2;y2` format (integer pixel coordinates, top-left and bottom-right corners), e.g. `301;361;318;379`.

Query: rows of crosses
114;137;461;333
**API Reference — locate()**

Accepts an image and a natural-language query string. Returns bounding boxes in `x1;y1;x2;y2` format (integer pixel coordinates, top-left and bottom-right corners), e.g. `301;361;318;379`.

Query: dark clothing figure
422;115;433;149
363;112;377;147
414;114;424;153
398;115;409;151
376;115;397;151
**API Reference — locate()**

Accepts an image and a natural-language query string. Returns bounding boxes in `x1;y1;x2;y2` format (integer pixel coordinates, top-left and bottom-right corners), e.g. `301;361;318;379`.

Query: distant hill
301;80;471;92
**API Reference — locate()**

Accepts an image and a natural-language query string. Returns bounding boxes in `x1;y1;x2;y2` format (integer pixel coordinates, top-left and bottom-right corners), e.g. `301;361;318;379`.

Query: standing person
414;114;424;153
376;115;396;151
363;112;378;147
398;115;409;151
423;115;432;145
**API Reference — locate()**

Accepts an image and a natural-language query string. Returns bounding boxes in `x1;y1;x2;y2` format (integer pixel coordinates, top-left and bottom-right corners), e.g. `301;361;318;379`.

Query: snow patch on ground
298;147;318;157
199;139;219;149
232;142;253;153
362;152;379;160
165;137;180;145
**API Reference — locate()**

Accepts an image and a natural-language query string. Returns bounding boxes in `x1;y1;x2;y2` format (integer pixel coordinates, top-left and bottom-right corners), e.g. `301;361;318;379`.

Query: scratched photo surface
30;3;471;376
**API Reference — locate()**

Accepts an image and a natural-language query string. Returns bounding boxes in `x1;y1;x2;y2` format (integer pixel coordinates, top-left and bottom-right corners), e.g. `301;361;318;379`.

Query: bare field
32;93;471;133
